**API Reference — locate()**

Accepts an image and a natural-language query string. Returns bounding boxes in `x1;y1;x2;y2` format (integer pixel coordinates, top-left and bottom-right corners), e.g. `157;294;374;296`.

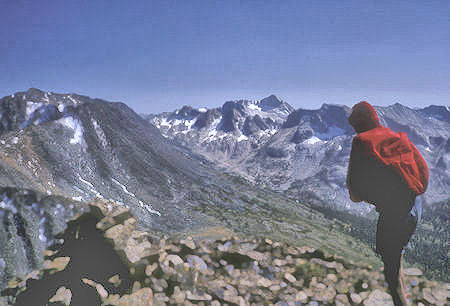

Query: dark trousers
376;204;418;305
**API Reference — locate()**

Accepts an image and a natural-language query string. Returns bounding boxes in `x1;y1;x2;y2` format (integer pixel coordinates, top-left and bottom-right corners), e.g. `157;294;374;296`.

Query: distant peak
257;95;284;111
26;88;45;96
319;103;350;112
392;102;410;108
260;94;282;103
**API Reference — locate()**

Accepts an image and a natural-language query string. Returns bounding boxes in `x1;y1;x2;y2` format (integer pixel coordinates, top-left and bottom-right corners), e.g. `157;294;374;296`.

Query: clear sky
1;0;449;113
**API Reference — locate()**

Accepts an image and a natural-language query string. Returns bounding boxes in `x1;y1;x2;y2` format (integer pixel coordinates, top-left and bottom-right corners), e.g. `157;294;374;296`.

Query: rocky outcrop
0;187;87;291
2;200;448;305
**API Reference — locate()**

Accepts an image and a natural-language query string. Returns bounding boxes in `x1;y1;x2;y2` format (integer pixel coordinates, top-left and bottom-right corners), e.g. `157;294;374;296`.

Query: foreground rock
1;199;448;305
48;286;72;306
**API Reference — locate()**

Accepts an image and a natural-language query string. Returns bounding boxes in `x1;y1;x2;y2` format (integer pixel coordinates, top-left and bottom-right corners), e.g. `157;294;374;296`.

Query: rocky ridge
1;200;448;306
148;97;450;212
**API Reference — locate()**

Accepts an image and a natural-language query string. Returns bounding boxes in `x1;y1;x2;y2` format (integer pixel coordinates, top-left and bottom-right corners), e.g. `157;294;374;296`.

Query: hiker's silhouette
346;101;429;306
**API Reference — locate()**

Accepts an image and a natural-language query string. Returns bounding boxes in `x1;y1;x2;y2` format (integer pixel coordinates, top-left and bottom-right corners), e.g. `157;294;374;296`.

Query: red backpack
355;126;429;196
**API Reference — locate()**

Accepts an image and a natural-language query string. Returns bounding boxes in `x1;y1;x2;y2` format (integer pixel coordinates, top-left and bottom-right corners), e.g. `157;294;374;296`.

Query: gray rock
350;292;362;304
335;293;350;306
404;268;423;276
187;255;208;272
363;289;394;306
116;288;153;306
48;286;72;306
186;290;212;301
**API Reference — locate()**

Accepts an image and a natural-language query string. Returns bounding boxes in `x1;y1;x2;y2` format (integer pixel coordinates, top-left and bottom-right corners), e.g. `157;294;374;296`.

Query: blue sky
1;0;449;113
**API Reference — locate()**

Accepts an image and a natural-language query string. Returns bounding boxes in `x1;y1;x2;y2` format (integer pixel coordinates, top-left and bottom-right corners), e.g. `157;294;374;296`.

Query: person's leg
399;254;409;299
382;250;408;306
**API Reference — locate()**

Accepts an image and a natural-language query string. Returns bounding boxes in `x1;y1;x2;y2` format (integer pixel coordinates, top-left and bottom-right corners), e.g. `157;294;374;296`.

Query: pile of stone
1;199;448;305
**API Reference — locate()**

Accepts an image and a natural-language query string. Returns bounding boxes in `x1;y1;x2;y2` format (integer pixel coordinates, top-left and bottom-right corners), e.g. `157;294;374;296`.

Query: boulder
186;290;212;301
48;286;72;306
404;268;423;276
363;289;394;306
116;288;153;306
187;255;208;273
335;293;350;306
171;286;186;304
108;274;121;287
350;293;362;304
43;257;70;274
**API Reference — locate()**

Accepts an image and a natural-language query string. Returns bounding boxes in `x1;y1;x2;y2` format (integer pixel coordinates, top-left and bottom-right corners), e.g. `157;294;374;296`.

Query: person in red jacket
346;101;429;306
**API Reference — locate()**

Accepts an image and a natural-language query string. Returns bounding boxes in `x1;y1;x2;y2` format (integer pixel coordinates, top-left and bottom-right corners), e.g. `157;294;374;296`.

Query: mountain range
147;95;450;213
0;89;388;292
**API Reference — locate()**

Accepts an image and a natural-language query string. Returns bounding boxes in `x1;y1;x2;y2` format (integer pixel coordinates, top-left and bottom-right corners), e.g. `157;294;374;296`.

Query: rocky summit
1;200;448;306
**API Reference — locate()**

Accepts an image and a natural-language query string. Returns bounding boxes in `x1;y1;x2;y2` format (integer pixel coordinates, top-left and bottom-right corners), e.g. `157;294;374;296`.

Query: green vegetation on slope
312;199;449;282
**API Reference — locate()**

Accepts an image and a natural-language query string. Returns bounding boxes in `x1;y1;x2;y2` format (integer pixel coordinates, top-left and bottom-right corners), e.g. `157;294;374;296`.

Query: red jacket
346;102;429;214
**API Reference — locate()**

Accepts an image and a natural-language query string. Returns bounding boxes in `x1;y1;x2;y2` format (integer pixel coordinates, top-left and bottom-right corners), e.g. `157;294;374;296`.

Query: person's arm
347;137;363;202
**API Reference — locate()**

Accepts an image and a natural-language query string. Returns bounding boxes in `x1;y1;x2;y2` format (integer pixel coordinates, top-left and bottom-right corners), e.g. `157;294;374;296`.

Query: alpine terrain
0;89;448;305
148;95;450;213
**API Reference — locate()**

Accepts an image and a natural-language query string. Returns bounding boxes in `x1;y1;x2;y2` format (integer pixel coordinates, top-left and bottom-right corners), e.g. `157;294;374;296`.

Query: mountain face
0;88;214;290
148;96;450;212
0;88;217;228
417;105;450;124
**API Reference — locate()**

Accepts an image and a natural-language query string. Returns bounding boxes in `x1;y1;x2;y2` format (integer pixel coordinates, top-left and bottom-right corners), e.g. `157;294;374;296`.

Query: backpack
355;127;429;196
348;126;429;214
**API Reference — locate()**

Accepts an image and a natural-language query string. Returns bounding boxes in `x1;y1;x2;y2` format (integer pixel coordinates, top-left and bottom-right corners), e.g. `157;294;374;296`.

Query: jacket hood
348;101;381;133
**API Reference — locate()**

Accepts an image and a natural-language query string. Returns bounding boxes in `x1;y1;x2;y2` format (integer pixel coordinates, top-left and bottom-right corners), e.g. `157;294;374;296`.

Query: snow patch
26;101;43;118
77;174;103;198
303;136;322;145
57;104;65;112
77;174;94;188
68;95;78;105
138;200;161;216
184;118;196;129
111;178;161;216
208;129;218;137
112;178;136;197
12;137;18;144
39;217;47;243
198;108;207;113
248;103;262;112
56;116;85;145
237;134;248;142
72;196;83;201
159;118;171;127
92;119;108;148
0;194;17;214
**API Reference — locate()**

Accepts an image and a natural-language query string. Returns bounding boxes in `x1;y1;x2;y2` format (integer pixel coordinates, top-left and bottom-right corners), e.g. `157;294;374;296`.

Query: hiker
346;101;429;306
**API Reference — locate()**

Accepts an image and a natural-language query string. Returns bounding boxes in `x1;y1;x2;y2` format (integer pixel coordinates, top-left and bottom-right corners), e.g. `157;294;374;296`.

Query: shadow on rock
13;213;132;306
